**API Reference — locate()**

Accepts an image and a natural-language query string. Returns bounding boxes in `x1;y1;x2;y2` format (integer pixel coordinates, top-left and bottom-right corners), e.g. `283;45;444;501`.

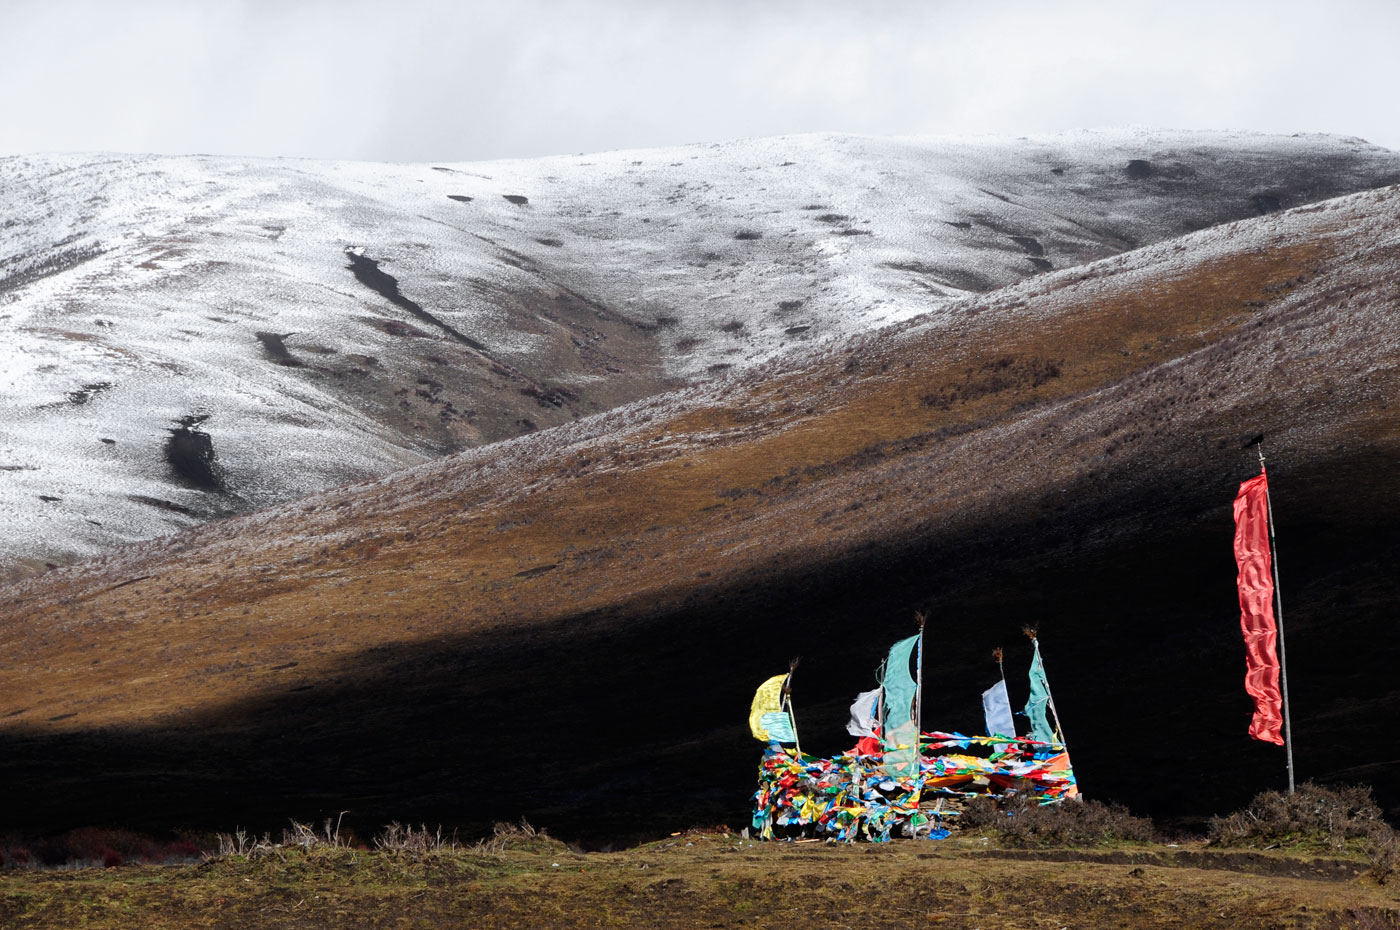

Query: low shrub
1208;782;1387;851
1368;830;1400;885
960;795;1157;847
1208;782;1399;884
1;827;205;869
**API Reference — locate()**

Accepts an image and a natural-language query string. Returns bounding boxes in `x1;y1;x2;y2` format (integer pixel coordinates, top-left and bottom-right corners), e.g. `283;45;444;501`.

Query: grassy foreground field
2;830;1397;929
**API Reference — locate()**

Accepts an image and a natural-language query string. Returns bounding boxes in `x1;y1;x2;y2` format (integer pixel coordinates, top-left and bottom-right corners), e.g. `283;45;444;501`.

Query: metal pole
1259;445;1296;794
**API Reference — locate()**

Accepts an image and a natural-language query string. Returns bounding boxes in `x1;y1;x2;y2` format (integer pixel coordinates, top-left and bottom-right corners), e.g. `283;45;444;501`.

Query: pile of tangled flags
750;628;1078;841
751;732;1077;841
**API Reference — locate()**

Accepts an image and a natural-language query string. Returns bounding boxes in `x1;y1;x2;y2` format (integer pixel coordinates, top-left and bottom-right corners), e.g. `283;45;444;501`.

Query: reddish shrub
168;839;202;860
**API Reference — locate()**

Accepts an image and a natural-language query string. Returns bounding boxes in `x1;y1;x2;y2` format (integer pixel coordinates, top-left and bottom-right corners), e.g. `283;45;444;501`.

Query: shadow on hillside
0;455;1396;845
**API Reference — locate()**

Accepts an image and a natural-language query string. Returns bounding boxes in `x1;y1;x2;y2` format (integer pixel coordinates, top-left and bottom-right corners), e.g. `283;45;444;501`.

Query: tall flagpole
1258;443;1296;794
992;647;1014;738
783;657;802;758
876;654;887;745
1043;640;1065;745
1033;635;1067;747
914;612;926;740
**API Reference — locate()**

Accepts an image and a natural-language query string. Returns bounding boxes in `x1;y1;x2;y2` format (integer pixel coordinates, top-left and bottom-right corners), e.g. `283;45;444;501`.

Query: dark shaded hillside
0;185;1397;842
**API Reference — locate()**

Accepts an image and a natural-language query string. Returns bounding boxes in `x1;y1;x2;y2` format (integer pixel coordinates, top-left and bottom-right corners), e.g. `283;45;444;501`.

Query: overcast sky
2;0;1397;163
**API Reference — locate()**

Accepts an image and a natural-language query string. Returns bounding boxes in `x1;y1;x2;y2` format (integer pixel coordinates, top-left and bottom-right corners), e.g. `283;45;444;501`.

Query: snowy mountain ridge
3;129;1398;578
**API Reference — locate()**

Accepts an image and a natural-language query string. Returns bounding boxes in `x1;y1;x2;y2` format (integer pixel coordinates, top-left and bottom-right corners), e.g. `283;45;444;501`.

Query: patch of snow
2;131;1398;575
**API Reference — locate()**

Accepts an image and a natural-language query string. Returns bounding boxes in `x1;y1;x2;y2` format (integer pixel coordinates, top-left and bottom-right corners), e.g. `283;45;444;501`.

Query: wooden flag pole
992;646;1013;738
876;653;887;746
914;612;926;740
783;657;802;758
1258;443;1296;794
1025;627;1066;748
1042;642;1067;747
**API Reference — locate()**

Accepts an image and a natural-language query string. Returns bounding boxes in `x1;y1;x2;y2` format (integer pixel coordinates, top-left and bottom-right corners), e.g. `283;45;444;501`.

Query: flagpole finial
915;610;927;631
1022;623;1038;642
992;646;1004;664
783;657;799;694
1244;433;1266;468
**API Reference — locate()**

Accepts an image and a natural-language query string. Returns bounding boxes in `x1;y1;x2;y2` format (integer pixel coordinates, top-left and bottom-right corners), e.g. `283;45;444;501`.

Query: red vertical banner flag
1232;470;1285;745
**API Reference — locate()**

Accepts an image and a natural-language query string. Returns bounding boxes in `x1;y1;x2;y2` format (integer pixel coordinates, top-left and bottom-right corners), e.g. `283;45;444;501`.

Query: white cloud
0;0;1395;161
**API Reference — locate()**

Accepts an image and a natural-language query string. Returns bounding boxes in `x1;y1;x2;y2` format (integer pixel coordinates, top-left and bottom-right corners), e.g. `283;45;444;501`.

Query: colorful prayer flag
1233;470;1284;745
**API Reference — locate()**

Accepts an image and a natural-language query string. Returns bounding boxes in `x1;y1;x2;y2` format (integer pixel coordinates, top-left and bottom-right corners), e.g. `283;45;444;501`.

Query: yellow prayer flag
749;674;788;741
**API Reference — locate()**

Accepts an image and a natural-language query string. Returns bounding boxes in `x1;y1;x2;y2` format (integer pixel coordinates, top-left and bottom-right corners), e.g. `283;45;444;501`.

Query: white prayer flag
845;688;881;738
982;680;1016;738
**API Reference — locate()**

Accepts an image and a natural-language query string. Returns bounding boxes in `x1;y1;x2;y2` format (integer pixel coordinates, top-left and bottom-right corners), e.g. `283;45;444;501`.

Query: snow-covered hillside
3;130;1398;577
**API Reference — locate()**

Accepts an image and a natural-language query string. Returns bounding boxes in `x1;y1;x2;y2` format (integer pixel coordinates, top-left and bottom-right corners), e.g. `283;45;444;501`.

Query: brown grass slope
1;185;1398;841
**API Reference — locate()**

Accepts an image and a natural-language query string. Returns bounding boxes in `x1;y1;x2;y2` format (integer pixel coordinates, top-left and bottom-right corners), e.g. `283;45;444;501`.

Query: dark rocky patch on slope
65;382;112;405
163;415;225;493
255;332;301;366
344;249;491;353
1125;159;1154;180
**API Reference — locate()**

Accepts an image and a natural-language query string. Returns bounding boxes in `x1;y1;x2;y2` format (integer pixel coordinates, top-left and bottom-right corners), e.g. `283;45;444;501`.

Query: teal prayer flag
759;711;796;744
1024;640;1056;743
881;633;921;778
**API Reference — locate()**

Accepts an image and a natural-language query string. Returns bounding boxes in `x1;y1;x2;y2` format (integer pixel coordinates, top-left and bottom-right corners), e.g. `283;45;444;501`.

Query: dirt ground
2;832;1397;929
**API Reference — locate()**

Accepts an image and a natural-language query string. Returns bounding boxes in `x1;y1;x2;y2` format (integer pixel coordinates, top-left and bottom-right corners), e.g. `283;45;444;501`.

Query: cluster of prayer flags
749;455;1297;845
749;626;1075;841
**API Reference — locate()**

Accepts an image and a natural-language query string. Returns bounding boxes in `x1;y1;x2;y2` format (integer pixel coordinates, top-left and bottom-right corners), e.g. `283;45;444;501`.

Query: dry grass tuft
475;818;567;856
374;822;459;856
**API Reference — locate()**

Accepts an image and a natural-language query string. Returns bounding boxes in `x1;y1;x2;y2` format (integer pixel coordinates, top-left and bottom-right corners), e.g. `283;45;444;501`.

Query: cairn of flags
749;621;1078;842
750;439;1303;842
